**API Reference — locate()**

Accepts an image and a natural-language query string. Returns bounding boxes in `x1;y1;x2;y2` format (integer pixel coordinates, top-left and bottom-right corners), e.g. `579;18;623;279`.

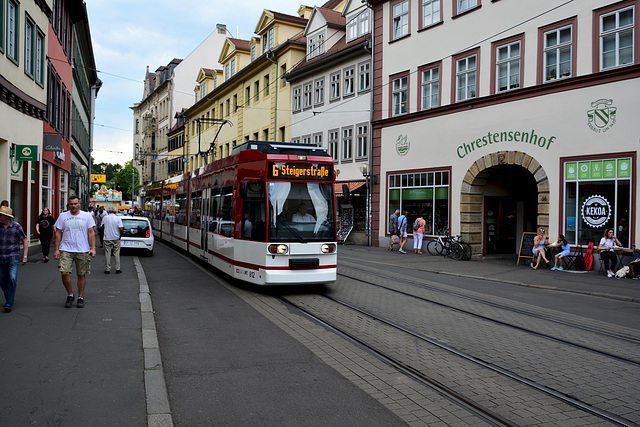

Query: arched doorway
460;151;549;256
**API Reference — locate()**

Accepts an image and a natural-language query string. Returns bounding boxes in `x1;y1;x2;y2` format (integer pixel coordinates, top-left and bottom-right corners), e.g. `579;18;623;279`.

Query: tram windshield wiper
277;219;307;243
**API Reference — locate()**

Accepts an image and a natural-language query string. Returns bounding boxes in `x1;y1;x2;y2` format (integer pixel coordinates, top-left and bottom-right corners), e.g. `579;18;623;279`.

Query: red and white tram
143;141;337;285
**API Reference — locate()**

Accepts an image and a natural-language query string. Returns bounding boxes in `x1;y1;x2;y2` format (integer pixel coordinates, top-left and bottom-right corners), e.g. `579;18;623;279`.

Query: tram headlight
321;243;336;253
268;244;288;254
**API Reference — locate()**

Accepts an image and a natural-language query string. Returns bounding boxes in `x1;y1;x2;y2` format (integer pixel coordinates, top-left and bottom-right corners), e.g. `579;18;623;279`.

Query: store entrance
482;165;538;255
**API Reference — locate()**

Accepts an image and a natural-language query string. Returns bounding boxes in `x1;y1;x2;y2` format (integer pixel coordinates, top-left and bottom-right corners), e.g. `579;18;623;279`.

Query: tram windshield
268;181;335;242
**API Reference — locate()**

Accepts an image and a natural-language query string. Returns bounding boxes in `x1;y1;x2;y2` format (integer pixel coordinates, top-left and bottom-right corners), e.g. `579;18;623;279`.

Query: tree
114;161;139;201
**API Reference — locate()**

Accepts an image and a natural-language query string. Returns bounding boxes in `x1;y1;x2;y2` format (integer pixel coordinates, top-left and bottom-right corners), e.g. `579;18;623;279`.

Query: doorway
482;165;538;255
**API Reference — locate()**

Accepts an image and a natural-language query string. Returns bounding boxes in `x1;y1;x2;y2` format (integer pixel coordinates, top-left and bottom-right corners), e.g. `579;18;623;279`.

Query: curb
134;257;174;427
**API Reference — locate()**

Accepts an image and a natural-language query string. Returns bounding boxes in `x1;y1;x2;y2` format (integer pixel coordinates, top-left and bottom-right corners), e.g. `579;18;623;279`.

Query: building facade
369;0;639;255
286;0;373;244
0;0;50;238
183;7;310;168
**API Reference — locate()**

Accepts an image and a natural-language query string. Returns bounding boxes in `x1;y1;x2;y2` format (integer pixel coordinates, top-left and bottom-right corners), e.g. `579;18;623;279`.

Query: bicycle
426;230;472;261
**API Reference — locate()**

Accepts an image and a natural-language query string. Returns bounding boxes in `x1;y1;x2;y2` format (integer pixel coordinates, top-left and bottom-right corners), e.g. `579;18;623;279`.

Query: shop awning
335;181;366;195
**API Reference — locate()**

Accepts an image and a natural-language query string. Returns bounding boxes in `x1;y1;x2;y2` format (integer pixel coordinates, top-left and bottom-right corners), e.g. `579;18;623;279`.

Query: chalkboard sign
517;232;538;265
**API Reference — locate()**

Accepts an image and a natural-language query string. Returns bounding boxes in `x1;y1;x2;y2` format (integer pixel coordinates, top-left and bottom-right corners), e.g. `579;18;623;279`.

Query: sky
86;0;307;166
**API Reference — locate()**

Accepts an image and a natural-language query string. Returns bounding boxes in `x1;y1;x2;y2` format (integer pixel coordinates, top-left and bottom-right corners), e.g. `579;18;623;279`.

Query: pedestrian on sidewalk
0;206;29;312
95;207;106;248
388;209;399;251
102;207;123;274
36;207;56;262
398;211;408;254
54;196;96;308
413;214;426;254
548;234;570;271
531;228;549;270
598;228;623;278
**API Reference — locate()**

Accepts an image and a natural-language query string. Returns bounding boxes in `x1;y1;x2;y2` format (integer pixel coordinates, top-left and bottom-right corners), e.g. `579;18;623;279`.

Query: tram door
200;188;211;260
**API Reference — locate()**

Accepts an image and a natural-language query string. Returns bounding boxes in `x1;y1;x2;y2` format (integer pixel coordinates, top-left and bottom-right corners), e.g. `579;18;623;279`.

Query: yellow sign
91;174;106;183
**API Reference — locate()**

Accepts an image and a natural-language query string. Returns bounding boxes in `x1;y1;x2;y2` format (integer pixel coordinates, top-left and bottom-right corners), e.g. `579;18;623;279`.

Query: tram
143;141;337;285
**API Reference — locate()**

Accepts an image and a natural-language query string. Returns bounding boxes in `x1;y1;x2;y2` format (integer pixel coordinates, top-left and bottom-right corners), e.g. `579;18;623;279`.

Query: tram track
336;265;640;366
277;290;639;427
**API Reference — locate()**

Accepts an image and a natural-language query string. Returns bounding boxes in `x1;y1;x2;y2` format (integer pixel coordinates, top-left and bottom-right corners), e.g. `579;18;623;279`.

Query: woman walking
36;208;56;262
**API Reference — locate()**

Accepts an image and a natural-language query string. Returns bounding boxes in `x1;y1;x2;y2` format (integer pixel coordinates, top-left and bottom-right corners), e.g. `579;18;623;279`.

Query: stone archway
460;151;550;256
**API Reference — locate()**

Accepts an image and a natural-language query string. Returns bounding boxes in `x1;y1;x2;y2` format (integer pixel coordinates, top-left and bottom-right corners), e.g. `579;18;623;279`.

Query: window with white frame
291;137;301;144
544;26;572;81
458;0;477;13
231;59;236;76
314;78;324;106
264;74;270;95
35;29;45;86
25;15;35;77
7;0;19;63
348;15;358;41
392;76;408;116
342;127;353;160
200;82;206;99
42;163;53;211
302;135;312;145
59;171;68;215
308;35;317;58
268;28;274;49
393;0;409;40
496;41;520;92
421;67;439;109
422;0;440;27
600;6;634;70
456;55;477;101
313;132;323;147
329;129;339;161
356;124;368;158
263;34;268;53
225;64;229;80
344;67;355;96
303;82;312;109
251;46;256;61
330;71;340;100
317;33;325;55
293;86;301;112
358;61;370;91
359;9;370;35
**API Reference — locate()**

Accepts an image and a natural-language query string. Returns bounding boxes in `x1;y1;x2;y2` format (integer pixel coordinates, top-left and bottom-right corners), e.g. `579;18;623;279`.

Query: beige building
184;8;311;168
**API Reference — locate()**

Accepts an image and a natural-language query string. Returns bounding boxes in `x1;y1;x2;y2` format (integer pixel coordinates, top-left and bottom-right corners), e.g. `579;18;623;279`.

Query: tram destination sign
269;162;333;181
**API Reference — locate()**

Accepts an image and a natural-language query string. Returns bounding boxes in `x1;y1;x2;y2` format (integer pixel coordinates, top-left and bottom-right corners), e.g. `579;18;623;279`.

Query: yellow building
184;7;312;169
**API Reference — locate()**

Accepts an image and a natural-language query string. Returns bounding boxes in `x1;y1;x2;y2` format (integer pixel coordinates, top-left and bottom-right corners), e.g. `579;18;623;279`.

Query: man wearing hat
0;206;29;312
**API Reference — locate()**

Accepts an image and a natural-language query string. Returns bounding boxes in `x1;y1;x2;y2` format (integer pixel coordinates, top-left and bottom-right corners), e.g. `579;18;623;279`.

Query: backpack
574;246;586;271
584;242;594;271
412;219;420;231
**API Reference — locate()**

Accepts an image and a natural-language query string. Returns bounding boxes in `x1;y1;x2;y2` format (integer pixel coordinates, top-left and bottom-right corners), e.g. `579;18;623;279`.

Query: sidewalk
338;245;640;303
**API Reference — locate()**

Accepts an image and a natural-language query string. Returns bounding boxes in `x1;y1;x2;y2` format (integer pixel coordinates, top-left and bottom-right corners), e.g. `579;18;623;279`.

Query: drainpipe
266;50;278;142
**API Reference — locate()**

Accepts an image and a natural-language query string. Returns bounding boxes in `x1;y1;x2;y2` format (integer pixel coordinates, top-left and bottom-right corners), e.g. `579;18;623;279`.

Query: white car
120;216;154;256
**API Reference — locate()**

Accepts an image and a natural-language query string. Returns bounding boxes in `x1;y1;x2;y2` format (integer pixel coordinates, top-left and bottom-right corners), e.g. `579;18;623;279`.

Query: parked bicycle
426;230;472;261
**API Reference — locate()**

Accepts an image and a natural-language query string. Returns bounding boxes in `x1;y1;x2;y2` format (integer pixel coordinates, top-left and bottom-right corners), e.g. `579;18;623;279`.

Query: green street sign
15;145;38;162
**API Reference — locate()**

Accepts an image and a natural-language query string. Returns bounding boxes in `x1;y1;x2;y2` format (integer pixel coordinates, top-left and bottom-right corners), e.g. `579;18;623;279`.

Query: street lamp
360;164;372;246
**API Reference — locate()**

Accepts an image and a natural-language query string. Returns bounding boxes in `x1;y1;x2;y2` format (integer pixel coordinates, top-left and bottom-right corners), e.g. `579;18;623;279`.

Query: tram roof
231;140;330;157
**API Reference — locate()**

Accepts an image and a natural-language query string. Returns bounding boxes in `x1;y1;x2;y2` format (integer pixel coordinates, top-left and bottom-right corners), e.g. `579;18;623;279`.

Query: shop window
388;170;450;236
563;156;632;247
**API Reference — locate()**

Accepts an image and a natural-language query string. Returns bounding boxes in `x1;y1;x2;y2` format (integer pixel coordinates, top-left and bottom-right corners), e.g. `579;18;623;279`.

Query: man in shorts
54;196;96;308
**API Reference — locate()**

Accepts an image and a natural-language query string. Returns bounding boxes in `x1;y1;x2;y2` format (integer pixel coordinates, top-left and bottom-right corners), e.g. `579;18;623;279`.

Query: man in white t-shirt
292;203;315;223
102;207;124;274
54;196;96;308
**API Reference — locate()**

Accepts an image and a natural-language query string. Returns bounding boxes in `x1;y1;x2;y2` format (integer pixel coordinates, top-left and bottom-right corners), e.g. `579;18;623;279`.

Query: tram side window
242;182;266;241
191;191;202;228
163;195;171;220
220;185;234;237
209;187;220;233
176;193;187;226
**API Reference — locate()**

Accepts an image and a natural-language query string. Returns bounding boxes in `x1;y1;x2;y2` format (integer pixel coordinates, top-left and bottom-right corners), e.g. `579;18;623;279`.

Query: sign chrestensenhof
587;99;617;133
